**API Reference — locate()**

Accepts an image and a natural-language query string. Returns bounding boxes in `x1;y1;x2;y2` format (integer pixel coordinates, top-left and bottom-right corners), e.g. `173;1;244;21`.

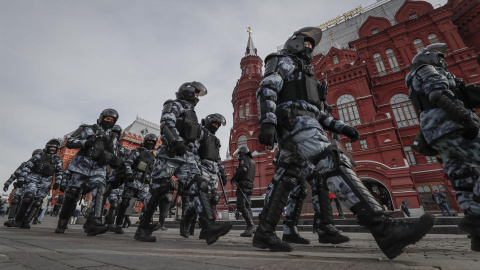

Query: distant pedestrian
432;190;452;216
401;201;411;217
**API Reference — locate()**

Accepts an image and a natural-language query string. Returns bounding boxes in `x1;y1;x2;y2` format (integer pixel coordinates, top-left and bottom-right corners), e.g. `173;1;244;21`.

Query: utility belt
276;107;316;131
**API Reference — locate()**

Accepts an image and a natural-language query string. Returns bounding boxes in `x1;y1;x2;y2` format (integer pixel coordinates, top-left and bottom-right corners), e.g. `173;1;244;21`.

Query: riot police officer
181;113;228;238
103;125;126;232
231;146;256;237
55;108;122;236
406;43;480;252
254;27;435;259
115;133;158;234
14;139;63;229
282;102;350;245
3;149;43;227
135;82;233;244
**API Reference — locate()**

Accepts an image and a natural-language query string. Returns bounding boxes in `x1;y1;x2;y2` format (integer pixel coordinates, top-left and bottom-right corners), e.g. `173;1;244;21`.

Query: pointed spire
245;26;257;56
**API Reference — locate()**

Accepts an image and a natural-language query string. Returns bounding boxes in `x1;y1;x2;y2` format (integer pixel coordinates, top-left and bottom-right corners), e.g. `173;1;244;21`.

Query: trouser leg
14;193;35;225
55;186;81;233
282;183;309;243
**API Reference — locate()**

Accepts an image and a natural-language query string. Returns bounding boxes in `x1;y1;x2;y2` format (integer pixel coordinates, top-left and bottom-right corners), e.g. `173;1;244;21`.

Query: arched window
386;49;399;72
333;55;339;64
373;53;386;76
246;67;249;74
428;34;439;44
337;94;361;126
237;135;247;149
245;103;250;120
239;105;243;121
390;93;419;128
414;39;424;53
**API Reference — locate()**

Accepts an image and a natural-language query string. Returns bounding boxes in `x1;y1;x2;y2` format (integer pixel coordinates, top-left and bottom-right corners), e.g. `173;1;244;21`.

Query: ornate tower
228;27;264;155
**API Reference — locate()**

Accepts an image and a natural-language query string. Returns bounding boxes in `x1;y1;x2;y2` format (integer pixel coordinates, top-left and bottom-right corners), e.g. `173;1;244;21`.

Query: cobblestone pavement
0;216;478;269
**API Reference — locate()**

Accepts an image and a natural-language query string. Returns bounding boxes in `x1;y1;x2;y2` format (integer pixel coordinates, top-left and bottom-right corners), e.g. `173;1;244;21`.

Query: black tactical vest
198;129;221;161
33;154;56;176
276;63;322;108
175;110;201;142
132;148;155;174
77;125;109;159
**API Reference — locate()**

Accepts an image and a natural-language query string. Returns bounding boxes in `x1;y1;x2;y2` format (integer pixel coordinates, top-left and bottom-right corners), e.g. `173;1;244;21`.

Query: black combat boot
252;180;293;252
20;198;42;229
134;192;161;242
240;217;255;237
105;201;117;232
188;212;197;235
317;223;350;244
114;197;130;234
56;187;80;234
4;196;20;227
196;183;232;245
458;215;480;252
14;193;34;228
86;185;109;236
179;215;189;238
353;203;435;259
282;220;309;244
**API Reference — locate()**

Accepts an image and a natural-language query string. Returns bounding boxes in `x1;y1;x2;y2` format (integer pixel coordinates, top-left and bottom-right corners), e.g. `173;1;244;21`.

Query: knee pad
279;173;299;191
193;175;209;192
33;198;43;208
22;193;35;204
110;200;118;210
11;195;21;205
66;186;81;198
120;197;131;209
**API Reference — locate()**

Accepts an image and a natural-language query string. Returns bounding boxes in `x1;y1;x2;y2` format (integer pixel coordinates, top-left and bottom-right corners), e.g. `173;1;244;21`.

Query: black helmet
284;27;323;64
410;43;447;71
32;149;43;156
111;125;122;137
45;139;61;154
142;133;158;150
201;113;226;134
233;146;252;159
176;81;208;105
97;108;119;129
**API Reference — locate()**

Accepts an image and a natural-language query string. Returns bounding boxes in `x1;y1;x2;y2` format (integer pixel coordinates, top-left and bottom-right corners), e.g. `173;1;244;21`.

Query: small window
425;156;436;164
414;39;424;53
360;139;368;149
333;55;339;64
238;135;247;149
245;103;250;120
386;49;399;72
409;13;417;19
373;53;386;76
345;142;352;152
239;105;243;121
246;67;249;74
428;34;439;44
404;146;417;165
371;28;378;35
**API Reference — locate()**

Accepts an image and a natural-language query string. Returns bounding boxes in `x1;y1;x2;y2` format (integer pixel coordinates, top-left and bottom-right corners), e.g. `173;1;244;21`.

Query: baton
231;178;251;207
217;173;229;207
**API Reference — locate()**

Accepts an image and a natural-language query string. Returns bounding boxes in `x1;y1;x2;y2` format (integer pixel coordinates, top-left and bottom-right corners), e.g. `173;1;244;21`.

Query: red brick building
221;0;480;216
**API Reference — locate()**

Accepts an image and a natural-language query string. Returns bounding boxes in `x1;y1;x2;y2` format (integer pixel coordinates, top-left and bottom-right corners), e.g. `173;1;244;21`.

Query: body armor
235;158;256;194
32;154;55;176
198;129;221;161
276;63;322;108
133;148;155;174
175;110;201;142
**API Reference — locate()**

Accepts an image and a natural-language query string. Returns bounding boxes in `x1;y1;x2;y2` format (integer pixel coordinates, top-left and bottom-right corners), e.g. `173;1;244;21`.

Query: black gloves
221;174;227;186
461;119;480;140
341;126;360;142
174;141;186;156
125;173;134;182
3;183;8;192
258;123;276;147
15;179;24;189
59;182;67;192
52;182;60;190
84;139;95;148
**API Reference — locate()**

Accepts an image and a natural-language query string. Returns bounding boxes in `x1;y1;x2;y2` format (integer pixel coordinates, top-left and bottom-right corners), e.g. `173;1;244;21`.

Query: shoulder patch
415;65;439;81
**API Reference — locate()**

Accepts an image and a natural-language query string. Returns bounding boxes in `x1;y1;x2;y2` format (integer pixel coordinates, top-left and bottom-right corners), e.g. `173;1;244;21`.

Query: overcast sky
0;0;447;192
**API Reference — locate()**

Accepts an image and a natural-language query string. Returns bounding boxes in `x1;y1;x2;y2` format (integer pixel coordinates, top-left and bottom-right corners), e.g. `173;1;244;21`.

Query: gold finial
329;31;334;40
247;26;252;37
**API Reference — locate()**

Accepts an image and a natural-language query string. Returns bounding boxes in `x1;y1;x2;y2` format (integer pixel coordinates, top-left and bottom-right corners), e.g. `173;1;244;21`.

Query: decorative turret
229;27;264;157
